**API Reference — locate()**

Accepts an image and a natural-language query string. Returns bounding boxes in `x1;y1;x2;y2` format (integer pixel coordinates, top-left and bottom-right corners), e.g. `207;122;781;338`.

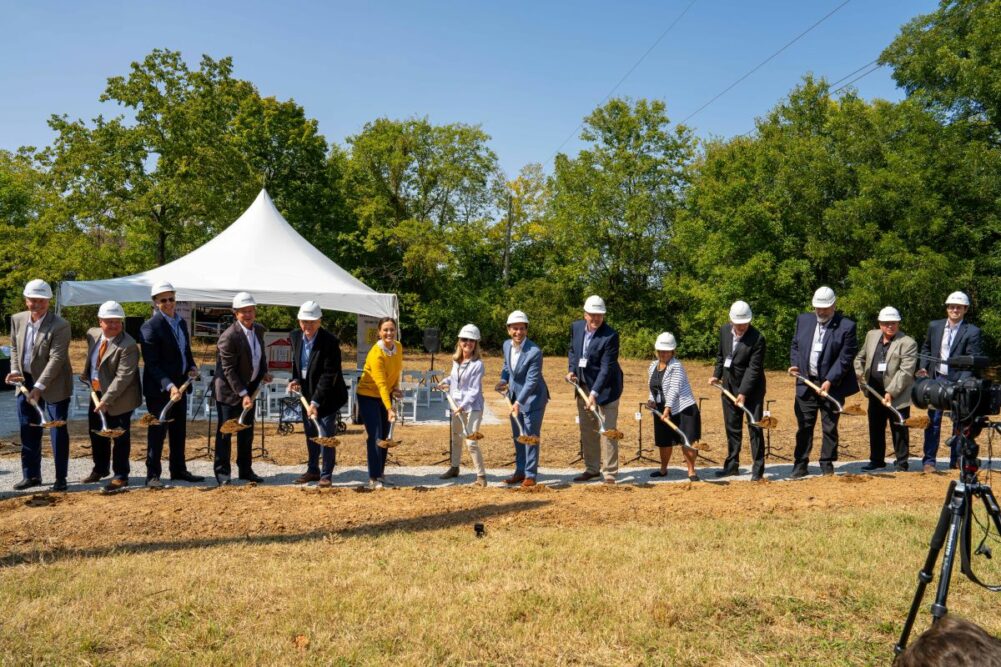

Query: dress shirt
809;320;828;377
22;316;41;370
300;332;315;379
939;320;961;375
90;336;109;383
509;342;522;374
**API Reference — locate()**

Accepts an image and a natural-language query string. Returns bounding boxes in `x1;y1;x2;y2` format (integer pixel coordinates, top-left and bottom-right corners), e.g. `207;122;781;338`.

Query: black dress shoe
790;468;809;479
861;462;886;472
82;470;109;484
216;473;231;486
239;471;264;484
51;479;68;492
14;477;42;491
750;474;763;482
715;468;739;478
894;463;909;472
171;471;205;483
820;464;835;476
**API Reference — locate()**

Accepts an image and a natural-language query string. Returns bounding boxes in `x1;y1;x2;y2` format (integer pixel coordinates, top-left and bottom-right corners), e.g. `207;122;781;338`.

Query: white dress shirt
809;320;827;377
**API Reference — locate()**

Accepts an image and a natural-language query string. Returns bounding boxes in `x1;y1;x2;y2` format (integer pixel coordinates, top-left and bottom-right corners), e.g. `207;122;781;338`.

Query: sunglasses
157;296;176;304
459;338;475;343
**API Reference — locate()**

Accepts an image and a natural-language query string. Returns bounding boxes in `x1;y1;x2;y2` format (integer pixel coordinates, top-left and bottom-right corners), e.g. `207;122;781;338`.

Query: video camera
912;355;1000;427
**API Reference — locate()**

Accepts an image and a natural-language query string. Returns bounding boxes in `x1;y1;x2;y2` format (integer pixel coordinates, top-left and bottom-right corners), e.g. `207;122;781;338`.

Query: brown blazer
214;321;267;406
81;328;142;416
9;310;73;403
853;329;918;409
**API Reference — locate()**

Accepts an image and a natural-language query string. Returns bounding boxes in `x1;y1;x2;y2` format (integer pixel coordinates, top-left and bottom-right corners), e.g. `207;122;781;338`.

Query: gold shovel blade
840;403;866;416
753;416;778;429
600;429;625;440
466;432;485;441
93;429;126;439
312;436;340;448
517;435;540;446
138;414;159;426
219;419;250;434
378;439;401;449
37;420;67;428
904;415;930;429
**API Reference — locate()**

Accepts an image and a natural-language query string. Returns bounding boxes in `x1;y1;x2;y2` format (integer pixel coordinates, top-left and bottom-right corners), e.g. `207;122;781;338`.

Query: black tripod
896;426;1001;653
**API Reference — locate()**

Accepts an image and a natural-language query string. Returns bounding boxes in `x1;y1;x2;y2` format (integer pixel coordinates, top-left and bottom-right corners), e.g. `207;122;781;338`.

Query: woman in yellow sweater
356;317;403;489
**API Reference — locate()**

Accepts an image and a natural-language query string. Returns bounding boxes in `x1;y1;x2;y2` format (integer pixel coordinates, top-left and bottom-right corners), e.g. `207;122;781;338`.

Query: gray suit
213;320;268;479
854;329;918;469
81;328;142;416
10;310;73;403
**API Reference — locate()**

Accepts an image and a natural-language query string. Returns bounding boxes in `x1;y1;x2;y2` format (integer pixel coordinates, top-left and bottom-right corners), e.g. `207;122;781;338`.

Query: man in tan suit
213;292;271;485
81;301;142;492
5;279;73;491
853;306;918;473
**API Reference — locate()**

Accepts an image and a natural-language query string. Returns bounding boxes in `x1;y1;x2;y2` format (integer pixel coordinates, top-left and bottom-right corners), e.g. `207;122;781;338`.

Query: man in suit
6;279;73;491
289;301;347;488
709;300;767;480
917;291;984;472
497;310;549;487
214;292;271;485
139;281;204;486
81;301;143;492
567;295;624;484
854;307;918;472
788;286;859;477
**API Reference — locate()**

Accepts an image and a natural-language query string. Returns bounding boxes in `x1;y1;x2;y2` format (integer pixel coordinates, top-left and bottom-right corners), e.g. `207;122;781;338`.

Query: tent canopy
59;189;397;319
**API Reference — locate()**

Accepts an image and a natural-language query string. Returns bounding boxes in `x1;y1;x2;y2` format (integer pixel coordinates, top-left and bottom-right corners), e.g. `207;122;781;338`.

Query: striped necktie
92;339;108;391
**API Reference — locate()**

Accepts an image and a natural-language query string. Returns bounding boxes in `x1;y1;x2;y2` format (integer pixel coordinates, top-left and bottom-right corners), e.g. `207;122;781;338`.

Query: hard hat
654;332;677;351
232;292;257;309
458;324;481;341
506;310;529;325
812;286;837;308
23;279;52;299
98;301;126;319
583;295;607;314
297;300;322;321
878;306;901;322
150;281;175;298
729;300;753;324
945;291;970;307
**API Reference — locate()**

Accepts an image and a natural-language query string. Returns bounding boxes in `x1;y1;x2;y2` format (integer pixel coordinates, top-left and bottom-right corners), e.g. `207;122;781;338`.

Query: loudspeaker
423;328;440;354
125;316;143;344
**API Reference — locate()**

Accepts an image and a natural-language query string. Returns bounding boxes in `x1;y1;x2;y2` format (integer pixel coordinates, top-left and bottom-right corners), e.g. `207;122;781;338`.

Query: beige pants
450;409;485;476
576;395;619;477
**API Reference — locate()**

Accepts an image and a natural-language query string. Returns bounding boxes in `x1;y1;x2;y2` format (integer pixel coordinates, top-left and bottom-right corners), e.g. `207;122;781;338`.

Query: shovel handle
859;381;904;422
441;390;473;436
643;405;697;452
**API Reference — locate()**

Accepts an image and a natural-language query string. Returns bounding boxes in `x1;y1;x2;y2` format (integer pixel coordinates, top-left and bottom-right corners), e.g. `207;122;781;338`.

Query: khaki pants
450;409;485;476
576;395;619;478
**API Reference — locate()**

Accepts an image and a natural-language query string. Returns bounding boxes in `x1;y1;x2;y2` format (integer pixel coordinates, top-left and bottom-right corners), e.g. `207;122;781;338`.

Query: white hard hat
654;332;677;351
150;281;175;298
812;286;837;308
729;300;753;324
98;301;126;319
583;295;607;314
945;291;970;307
297;300;322;321
232;292;256;309
878;306;902;322
506;310;529;325
23;279;52;299
458;324;481;341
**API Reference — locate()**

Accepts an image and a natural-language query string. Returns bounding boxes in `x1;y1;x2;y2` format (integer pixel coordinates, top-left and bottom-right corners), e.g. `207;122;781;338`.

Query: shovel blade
40;420;67;428
600;429;625;440
904;415;930;429
753;416;778;429
219;419;250;434
313;436;339;448
517;435;539;446
465;432;485;441
840;404;866;416
378;439;401;449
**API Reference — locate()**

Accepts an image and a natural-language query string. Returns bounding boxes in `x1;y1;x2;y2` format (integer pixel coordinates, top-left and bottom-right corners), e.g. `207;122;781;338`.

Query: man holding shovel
140;281;204;486
497;311;549;487
567;295;624;485
289;301;347;488
214;292;271;485
709;300;767;480
788;286;859;478
81;301;142;492
853;307;918;473
6;279;73;491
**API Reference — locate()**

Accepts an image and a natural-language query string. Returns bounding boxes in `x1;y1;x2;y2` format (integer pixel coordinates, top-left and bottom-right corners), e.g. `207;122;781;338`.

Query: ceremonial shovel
709;380;779;428
566;378;625;439
643;404;704;454
377;399;402;449
139;376;195;427
9;380;67;428
788;371;864;416
219;386;263;434
294;393;339;447
495;385;538;445
439;388;484;441
858;380;930;429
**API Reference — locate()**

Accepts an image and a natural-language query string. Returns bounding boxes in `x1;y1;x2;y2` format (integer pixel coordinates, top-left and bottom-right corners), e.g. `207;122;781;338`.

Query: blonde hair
452;339;482;363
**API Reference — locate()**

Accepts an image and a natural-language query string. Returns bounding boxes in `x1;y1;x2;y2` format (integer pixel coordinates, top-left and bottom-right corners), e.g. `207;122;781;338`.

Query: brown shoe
104;478;128;492
504;473;526;485
294;472;321;484
474;476;487;488
573;472;601;482
602;476;616;485
317;477;332;488
521;477;537;487
82;470;108;484
923;464;936;474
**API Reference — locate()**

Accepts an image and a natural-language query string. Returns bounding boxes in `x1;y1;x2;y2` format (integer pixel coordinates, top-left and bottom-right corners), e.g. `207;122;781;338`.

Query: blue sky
1;0;938;177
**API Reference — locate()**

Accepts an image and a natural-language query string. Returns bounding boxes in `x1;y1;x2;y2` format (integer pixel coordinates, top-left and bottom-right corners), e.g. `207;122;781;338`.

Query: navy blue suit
919;319;984;466
140;310;198;480
501;338;549;478
567;321;623;406
291;328;347;478
789;311;858;472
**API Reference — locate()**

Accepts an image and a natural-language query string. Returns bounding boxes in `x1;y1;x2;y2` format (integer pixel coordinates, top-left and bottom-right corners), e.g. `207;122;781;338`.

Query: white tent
59;189;397;319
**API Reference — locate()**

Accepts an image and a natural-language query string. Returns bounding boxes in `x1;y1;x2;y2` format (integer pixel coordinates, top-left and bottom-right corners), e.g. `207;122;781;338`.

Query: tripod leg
930;483;970;622
896;481;957;654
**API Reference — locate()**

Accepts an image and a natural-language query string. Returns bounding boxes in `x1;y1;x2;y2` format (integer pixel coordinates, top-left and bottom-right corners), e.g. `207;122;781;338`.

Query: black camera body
912;377;1001;423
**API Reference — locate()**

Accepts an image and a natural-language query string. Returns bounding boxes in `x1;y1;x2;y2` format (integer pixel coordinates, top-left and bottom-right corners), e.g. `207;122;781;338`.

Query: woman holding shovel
647;333;701;481
437;324;487;486
356;317;404;490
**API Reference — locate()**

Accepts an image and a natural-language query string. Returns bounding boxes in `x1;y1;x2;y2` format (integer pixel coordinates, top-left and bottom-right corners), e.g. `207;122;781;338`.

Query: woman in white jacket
647;332;701;481
437;324;487;486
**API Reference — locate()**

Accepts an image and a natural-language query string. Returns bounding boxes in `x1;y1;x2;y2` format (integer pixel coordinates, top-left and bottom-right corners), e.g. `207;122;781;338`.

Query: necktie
92;339;108;391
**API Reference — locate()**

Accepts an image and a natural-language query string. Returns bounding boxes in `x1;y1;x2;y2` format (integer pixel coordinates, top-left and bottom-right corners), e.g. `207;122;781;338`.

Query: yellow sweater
357;342;404;410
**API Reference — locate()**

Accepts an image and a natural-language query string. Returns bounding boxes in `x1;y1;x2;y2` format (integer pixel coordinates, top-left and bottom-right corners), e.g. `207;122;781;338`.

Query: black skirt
653;403;701;447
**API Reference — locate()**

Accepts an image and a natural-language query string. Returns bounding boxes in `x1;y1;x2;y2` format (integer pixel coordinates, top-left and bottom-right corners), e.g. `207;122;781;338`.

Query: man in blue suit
139;281;204;485
497;310;549;487
567;295;624;484
788;286;859;478
917;291;984;471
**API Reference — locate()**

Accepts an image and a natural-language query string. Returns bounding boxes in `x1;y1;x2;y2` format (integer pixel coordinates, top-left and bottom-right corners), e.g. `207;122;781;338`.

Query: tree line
1;1;999;367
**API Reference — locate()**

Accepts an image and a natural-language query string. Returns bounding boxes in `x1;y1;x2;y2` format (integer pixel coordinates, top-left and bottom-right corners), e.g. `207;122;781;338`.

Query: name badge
813;341;824;352
578;358;587;368
723;356;733;368
877;362;887;372
939;362;949;375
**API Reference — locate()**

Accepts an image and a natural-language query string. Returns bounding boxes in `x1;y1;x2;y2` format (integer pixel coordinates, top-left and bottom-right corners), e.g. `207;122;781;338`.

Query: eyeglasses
157;297;176;304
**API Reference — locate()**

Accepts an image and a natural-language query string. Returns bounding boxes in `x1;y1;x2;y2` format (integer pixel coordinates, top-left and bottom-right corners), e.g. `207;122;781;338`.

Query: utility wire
548;0;700;161
832;63;883;94
681;0;853;125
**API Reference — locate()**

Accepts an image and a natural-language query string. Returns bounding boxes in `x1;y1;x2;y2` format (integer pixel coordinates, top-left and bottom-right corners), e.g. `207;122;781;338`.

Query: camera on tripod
911;355;1001;427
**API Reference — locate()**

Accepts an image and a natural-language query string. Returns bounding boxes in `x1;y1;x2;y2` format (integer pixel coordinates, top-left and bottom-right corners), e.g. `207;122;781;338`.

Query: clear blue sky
1;0;938;177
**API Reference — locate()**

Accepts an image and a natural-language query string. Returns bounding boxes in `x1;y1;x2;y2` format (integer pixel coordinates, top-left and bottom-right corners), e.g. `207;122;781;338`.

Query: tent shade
59;189;397;319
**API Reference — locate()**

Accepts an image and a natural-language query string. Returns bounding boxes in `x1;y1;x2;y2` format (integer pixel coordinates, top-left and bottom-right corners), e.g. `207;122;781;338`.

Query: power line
681;0;853;125
832;63;883;94
829;58;878;87
548;0;700;162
